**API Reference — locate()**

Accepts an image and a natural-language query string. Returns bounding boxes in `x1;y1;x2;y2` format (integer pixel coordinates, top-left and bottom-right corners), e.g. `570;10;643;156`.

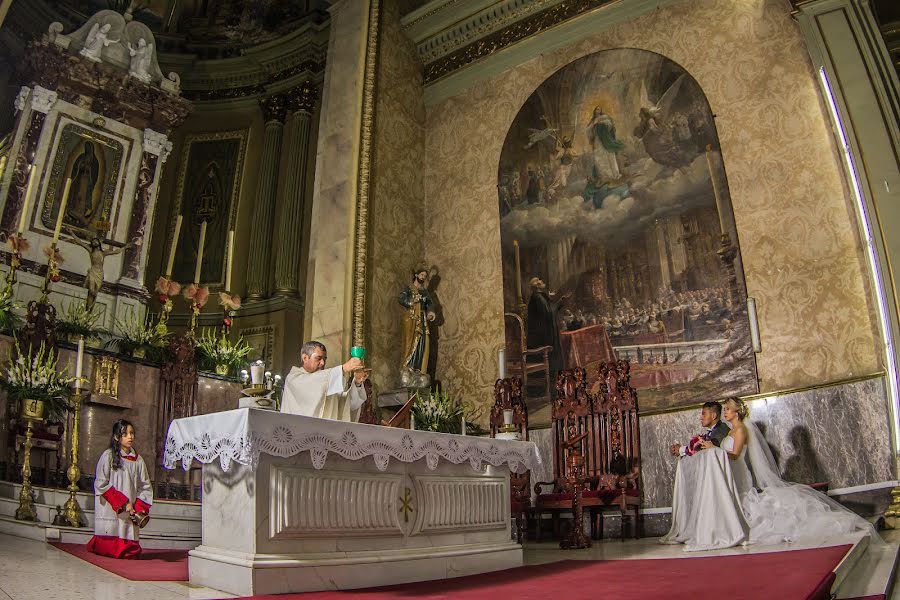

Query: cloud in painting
502;154;713;248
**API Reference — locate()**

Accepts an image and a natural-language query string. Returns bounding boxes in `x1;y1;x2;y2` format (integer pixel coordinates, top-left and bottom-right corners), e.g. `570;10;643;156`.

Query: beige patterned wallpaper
418;0;881;415
368;1;427;392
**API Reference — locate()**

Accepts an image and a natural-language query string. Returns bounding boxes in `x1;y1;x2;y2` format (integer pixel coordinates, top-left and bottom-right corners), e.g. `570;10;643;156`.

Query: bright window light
819;67;900;451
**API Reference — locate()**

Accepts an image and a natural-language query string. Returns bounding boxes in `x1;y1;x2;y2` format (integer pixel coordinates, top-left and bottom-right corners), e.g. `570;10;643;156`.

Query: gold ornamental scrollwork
94;355;120;398
352;0;382;349
423;0;619;84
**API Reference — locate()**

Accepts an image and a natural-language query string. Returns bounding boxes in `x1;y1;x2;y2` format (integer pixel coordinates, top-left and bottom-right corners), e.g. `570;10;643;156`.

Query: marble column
274;82;318;298
246;94;287;299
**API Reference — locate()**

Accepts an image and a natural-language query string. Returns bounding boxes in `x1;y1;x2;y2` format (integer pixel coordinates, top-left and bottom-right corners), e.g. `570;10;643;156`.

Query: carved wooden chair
489;377;530;543
585;360;642;540
504;313;551;404
533;363;642;541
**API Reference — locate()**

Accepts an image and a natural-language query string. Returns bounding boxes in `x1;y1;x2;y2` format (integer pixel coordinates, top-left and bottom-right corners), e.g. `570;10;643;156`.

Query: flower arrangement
195;328;252;376
184;284;210;336
1;341;75;421
7;234;29;274
57;301;104;341
42;244;64;283
412;387;465;434
108;313;168;360
154;276;181;336
219;292;241;332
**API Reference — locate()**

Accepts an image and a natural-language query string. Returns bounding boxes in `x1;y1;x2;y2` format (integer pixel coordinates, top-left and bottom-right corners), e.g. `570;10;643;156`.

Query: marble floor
0;531;896;600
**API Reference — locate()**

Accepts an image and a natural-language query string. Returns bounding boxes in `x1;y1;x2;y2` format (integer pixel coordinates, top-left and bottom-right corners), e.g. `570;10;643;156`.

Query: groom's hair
702;401;722;418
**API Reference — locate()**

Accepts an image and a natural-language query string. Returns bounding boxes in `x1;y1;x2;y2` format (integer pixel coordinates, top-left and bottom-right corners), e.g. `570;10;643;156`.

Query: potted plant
1;341;75;422
57;301;105;344
412;387;465;434
196;328;252;377
108;313;169;361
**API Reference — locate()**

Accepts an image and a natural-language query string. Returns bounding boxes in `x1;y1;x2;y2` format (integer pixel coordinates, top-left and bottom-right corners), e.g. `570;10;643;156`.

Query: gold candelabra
60;386;85;527
14;400;44;521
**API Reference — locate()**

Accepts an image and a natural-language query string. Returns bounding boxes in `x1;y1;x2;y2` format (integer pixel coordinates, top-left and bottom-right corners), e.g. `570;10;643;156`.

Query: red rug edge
50;542;189;582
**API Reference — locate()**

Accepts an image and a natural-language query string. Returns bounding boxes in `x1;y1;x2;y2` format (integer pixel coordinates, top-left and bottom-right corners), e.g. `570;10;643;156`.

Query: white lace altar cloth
164;408;541;474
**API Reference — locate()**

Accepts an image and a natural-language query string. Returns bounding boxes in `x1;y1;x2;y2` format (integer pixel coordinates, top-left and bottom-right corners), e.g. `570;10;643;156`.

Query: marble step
834;537;900;599
0;513;200;549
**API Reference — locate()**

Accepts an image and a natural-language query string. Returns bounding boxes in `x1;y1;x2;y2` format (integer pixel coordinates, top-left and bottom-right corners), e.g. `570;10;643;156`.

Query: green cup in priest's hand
350;346;366;360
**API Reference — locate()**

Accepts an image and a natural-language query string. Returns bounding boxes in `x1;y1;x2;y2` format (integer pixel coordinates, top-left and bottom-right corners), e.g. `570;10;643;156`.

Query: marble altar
164;408;541;595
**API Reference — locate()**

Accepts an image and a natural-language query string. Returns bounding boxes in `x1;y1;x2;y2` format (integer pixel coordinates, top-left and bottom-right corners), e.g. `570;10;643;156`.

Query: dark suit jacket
707;420;730;446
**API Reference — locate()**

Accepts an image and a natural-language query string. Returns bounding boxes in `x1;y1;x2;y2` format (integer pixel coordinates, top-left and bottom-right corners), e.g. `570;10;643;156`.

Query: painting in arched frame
498;48;758;423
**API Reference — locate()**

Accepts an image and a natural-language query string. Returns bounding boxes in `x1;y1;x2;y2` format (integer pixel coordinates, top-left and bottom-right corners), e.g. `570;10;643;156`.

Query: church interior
0;0;899;598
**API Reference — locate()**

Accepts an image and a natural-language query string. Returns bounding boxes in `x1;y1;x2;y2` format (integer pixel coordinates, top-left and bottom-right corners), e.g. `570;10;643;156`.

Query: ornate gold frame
169;129;248;286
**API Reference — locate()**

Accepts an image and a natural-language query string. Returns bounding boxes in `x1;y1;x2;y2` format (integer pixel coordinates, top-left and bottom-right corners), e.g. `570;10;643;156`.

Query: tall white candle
498;348;506;379
165;214;182;277
0;155;7;181
193;220;207;284
225;230;234;291
250;363;264;385
17;166;37;234
52;178;73;242
75;337;85;389
409;413;415;431
461;413;466;436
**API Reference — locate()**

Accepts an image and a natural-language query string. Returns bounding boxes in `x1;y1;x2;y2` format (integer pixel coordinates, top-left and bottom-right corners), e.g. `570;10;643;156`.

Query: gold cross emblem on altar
399;487;414;523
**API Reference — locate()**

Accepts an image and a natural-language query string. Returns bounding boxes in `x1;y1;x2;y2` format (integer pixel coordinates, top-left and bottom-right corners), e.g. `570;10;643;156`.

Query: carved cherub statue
128;38;154;83
80;23;118;62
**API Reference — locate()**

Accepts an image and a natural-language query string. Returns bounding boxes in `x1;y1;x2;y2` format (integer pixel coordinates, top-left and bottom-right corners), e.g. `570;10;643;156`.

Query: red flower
51;274;61;282
223;317;232;327
159;294;169;303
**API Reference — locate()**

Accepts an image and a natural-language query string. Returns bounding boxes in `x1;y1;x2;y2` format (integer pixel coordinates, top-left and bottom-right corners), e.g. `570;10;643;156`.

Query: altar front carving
165;408;540;595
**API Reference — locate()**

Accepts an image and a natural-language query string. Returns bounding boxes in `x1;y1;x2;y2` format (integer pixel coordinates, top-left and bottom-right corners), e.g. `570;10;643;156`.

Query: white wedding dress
662;419;878;551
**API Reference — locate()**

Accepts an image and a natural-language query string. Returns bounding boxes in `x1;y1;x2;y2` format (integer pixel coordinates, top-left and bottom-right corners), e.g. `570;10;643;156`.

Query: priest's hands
342;358;363;373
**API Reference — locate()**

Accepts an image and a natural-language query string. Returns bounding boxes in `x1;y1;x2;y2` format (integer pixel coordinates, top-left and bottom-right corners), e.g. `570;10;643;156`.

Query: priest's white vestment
280;365;366;421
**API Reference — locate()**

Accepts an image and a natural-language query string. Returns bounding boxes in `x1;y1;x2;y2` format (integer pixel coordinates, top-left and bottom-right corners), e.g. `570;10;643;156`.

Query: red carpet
234;544;852;600
50;542;188;581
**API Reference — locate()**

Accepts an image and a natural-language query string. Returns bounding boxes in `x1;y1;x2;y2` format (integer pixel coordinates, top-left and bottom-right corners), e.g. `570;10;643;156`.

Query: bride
662;397;878;551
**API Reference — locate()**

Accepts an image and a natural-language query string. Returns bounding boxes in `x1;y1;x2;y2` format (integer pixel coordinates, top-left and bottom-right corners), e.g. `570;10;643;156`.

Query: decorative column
122;129;172;282
245;94;287;299
1;86;57;233
273;82;318;298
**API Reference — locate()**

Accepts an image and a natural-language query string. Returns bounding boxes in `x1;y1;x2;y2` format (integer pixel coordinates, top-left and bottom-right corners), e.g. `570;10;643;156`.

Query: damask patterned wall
421;0;881;413
368;1;427;391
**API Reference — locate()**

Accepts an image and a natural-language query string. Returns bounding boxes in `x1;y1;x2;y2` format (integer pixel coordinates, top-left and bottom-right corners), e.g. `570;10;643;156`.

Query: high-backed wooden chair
490;377;530;543
586;360;642;540
504;313;551;403
533;363;642;540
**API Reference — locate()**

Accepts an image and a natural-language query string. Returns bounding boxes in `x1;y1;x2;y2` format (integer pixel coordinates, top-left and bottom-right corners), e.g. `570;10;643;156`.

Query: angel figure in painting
66;226;132;312
128;38;154;83
80;23;118;62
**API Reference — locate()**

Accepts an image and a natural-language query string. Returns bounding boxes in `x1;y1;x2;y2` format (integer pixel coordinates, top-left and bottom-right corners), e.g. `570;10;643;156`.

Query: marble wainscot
165;408;541;596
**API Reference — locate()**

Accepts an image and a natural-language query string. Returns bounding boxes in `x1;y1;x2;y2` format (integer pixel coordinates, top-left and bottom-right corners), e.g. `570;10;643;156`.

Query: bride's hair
724;397;749;420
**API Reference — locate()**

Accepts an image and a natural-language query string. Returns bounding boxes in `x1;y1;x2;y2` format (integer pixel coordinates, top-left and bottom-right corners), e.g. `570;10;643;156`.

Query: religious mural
42;123;124;237
498;48;758;420
171;131;245;286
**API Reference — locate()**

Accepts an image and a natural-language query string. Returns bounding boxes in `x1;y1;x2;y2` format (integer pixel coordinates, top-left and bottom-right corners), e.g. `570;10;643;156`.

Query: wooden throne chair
490;377;530;543
533;362;642;541
504;313;551;405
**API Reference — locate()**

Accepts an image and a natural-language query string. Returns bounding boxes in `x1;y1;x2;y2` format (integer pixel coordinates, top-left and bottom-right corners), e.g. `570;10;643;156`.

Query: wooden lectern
357;382;418;429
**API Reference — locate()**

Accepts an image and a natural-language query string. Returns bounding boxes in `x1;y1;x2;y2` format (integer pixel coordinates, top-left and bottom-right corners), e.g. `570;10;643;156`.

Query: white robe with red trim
89;448;153;557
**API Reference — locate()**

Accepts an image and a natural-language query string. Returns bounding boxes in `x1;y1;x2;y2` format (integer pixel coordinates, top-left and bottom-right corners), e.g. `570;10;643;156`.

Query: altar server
281;341;368;421
87;419;153;559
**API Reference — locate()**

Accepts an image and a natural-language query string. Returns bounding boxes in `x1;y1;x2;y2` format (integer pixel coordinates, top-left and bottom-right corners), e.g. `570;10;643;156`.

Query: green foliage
0;287;21;334
57;302;104;340
107;312;169;361
1;340;75;422
195;328;253;376
412;387;465;434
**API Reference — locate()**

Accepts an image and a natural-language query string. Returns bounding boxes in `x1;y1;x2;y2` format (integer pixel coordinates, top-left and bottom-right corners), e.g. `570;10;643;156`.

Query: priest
280;341;368;421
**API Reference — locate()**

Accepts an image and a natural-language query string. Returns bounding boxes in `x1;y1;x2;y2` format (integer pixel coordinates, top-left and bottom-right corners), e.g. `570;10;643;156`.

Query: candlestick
165;215;182;277
52;178;73;242
705;145;728;235
193;220;207;284
513;239;523;304
17;166;37;235
225;230;234;291
75;336;84;389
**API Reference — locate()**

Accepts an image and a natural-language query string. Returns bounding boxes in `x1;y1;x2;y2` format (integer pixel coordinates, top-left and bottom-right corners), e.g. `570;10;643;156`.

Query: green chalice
350;346;366;360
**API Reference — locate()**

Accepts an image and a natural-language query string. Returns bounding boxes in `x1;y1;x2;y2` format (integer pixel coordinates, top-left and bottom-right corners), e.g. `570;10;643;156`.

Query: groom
670;401;730;457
